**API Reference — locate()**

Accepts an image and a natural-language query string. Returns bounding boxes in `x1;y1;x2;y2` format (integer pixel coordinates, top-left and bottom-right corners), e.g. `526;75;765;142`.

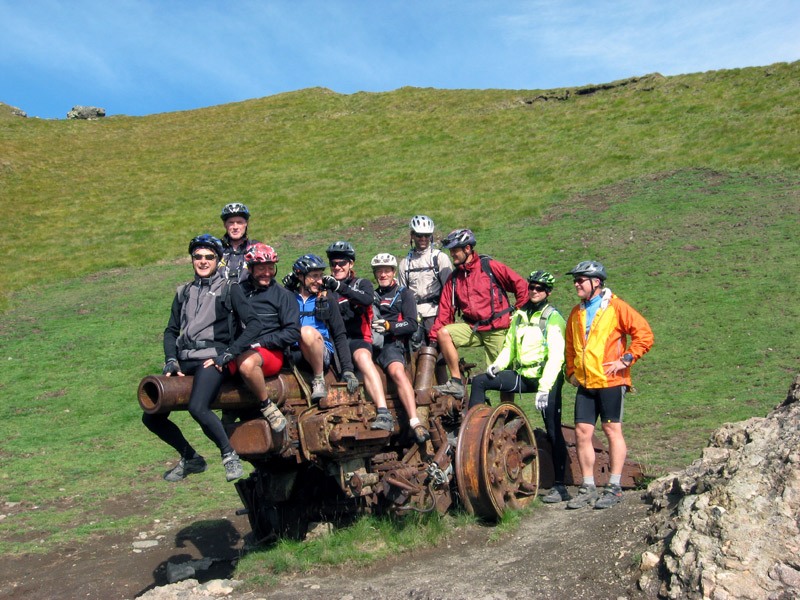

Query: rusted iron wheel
455;402;539;520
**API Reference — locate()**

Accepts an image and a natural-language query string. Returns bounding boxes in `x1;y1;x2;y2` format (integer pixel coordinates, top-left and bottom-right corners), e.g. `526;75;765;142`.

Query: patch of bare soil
0;489;654;600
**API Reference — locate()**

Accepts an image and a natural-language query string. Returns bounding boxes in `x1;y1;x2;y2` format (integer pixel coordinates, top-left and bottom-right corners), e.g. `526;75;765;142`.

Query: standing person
323;241;394;431
142;234;261;482
284;254;359;402
371;254;430;442
398;215;453;340
231;243;301;432
218;203;259;282
468;270;570;503
429;228;529;398
564;261;654;510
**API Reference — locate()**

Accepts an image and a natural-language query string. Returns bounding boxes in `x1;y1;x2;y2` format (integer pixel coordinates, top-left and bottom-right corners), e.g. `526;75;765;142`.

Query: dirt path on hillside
0;490;654;600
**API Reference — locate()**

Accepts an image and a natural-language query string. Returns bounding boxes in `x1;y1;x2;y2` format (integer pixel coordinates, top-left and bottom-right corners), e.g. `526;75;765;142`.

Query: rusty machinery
138;345;647;543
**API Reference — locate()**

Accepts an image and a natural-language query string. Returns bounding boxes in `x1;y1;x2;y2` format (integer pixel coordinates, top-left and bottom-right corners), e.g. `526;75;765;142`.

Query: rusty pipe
414;345;438;405
137;373;303;415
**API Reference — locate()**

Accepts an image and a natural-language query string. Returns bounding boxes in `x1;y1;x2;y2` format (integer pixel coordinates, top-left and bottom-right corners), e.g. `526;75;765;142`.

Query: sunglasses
573;277;591;285
330;260;350;267
192;253;217;261
528;284;548;292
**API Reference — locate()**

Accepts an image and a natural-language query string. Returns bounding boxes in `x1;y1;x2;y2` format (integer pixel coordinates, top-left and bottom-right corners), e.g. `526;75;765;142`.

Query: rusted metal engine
138;345;646;543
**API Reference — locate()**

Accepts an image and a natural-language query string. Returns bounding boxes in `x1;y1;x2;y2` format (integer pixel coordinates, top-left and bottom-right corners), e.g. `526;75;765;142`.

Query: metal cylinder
137;373;303;414
414;345;438;405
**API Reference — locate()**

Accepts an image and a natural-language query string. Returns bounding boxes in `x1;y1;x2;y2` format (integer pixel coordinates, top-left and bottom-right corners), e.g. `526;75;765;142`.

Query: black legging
469;370;568;483
141;358;233;459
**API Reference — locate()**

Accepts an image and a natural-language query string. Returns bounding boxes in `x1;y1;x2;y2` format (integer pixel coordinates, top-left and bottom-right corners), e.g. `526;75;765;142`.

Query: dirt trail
0;490;653;600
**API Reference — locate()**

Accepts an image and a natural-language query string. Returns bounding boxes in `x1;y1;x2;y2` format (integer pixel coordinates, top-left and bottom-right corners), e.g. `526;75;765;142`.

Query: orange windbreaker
565;289;653;389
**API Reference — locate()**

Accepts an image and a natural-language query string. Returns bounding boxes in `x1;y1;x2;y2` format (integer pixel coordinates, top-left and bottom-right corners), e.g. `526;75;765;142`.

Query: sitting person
323;241;395;431
469;270;570;503
371;253;430;443
283;254;358;401
142;234;261;483
230;243;301;431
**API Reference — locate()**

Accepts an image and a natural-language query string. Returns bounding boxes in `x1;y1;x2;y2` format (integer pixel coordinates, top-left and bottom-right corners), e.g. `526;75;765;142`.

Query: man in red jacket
429;229;528;398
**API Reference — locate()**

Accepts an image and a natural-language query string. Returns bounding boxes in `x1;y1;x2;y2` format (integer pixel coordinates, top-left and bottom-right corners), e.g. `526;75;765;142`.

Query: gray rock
644;374;800;599
66;106;105;119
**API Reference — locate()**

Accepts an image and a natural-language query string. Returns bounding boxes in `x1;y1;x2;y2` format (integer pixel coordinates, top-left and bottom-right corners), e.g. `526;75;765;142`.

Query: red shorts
228;347;284;377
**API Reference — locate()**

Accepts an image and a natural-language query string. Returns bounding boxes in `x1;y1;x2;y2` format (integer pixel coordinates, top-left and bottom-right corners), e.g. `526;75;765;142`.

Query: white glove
486;364;500;378
535;390;549;411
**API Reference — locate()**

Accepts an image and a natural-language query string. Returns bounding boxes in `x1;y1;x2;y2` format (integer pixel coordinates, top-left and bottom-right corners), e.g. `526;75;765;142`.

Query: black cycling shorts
574;385;626;425
374;343;405;371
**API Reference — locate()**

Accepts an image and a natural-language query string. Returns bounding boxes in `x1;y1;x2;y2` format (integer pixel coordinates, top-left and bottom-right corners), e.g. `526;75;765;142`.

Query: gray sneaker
261;400;287;432
222;451;244;482
371;411;395;432
163;456;207;482
542;484;571;504
433;378;465;398
566;484;598;509
311;376;327;401
594;483;623;509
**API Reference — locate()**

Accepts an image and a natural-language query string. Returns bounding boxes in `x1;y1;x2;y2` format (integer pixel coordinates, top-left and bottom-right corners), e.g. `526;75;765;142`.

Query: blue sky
2;0;798;119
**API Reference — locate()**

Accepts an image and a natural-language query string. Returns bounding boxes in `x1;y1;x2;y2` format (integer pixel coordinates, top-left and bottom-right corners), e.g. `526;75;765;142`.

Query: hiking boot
594;483;623;510
222;451;244;482
163;456;207;482
566;484;598;509
371;411;395;432
412;423;431;443
433;378;465;398
311;376;327;401
260;400;287;432
542;484;571;504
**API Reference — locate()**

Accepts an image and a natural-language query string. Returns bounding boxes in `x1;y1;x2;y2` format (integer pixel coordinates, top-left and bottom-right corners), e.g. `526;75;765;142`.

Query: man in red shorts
230;243;301;431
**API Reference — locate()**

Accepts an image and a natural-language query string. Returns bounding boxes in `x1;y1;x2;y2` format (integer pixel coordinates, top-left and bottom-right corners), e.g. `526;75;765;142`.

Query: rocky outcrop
640;375;800;599
67;105;105;119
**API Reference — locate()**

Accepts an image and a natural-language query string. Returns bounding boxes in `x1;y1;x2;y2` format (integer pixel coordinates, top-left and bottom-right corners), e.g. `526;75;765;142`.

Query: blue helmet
188;234;223;259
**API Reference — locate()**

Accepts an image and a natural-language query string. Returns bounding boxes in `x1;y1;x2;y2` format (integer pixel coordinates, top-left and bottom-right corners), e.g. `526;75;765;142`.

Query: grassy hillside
1;61;798;310
0;63;798;559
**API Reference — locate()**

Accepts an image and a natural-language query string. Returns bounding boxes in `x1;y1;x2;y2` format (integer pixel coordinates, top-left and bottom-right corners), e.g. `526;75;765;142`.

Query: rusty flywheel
455;402;539;520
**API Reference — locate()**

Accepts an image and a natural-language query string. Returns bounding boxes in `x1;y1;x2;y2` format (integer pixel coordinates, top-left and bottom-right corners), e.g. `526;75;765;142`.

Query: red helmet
244;243;278;265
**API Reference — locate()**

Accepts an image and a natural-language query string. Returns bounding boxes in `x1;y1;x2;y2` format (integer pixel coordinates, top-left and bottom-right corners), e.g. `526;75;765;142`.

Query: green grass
0;63;798;575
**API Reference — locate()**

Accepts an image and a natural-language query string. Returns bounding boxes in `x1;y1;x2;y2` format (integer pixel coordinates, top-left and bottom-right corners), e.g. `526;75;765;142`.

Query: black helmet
220;202;250;222
567;261;607;281
527;270;556;290
326;241;356;261
188;234;223;259
441;228;476;249
292;254;327;276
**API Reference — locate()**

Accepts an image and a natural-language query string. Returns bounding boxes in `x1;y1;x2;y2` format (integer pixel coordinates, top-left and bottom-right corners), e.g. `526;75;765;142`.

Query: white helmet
371;253;397;268
409;215;435;235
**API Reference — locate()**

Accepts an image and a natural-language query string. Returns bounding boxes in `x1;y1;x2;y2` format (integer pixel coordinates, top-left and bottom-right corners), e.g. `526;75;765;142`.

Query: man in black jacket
229;243;300;431
143;234;261;483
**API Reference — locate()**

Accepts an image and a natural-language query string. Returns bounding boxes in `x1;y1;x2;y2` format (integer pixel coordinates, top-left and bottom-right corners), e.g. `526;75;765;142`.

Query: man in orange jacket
564;261;653;510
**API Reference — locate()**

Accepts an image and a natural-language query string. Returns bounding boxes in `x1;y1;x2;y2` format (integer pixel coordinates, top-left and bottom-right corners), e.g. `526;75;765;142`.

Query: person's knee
575;423;594;442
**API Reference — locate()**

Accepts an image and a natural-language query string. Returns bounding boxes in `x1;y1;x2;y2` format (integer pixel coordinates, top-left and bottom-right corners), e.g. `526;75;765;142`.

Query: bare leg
353;348;387;409
601;421;627;475
575;422;597;480
236;350;268;401
387;362;418;421
299;325;325;376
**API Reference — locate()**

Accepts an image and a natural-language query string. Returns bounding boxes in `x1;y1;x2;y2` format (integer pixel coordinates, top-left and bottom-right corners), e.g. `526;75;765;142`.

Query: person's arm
259;287;301;350
228;284;262;357
565;307;578;385
538;314;566;393
163;293;182;363
492;260;529;309
429;273;455;343
389;287;418;338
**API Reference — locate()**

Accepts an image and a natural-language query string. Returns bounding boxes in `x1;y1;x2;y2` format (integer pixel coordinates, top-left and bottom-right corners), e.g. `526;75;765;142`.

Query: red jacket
430;255;528;342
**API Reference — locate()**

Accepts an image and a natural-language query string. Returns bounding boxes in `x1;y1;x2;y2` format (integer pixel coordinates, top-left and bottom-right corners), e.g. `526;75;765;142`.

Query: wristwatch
622;353;634;367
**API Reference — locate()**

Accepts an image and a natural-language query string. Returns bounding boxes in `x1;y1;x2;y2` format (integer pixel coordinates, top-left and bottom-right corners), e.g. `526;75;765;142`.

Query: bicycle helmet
244;243;279;265
188;234;223;259
409;215;435;235
292;254;327;276
528;270;556;290
220;202;250;222
326;241;356;261
567;261;607;281
441;228;476;249
371;253;398;269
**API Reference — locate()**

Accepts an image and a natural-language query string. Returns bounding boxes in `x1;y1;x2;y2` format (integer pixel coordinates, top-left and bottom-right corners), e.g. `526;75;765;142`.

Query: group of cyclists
143;202;653;511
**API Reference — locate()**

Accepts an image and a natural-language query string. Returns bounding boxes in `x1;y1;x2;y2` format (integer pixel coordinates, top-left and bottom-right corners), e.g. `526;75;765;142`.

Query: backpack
452;255;515;332
404;249;442;304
